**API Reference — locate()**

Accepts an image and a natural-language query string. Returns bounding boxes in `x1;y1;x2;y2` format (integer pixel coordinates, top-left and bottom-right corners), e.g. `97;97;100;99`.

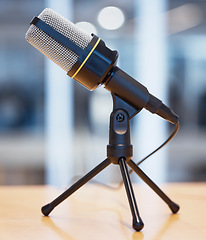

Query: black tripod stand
41;93;179;231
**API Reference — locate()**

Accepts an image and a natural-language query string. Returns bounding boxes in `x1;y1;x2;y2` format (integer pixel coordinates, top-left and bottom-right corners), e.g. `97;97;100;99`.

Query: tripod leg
42;158;111;216
119;157;144;231
127;159;179;213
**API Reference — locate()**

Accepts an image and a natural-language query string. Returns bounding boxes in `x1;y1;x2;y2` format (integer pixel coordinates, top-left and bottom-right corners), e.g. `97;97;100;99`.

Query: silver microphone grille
25;8;92;72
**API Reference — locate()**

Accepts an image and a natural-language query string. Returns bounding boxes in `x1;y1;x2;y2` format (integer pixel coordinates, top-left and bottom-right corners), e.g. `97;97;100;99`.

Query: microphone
25;8;178;124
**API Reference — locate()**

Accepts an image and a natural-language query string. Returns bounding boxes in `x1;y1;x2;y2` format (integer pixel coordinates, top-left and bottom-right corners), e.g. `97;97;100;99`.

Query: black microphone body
66;33;177;124
25;8;178;124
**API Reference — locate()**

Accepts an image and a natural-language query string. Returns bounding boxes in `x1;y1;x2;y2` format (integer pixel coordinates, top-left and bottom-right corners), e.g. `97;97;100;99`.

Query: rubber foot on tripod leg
41;203;54;216
133;220;144;231
169;202;180;214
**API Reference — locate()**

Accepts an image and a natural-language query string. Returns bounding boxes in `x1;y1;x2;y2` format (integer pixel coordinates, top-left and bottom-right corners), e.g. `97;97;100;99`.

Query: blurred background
0;0;206;186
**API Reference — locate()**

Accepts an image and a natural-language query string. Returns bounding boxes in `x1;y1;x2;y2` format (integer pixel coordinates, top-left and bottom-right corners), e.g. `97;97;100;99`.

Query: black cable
137;121;179;166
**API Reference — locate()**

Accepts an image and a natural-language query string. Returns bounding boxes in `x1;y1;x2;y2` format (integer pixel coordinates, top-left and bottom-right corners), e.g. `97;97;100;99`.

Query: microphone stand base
41;93;180;231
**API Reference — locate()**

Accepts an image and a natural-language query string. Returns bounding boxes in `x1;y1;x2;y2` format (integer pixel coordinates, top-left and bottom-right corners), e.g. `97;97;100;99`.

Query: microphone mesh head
25;8;92;72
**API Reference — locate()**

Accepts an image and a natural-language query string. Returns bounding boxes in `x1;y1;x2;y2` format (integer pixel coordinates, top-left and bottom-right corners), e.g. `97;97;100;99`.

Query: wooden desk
0;183;205;240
